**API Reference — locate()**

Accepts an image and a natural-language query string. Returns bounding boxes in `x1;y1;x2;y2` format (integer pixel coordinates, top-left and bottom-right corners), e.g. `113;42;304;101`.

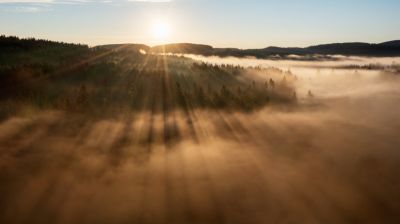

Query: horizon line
1;34;399;49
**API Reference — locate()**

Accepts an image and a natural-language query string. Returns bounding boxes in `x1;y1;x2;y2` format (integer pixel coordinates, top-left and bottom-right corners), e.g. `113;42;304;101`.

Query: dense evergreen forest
0;36;296;120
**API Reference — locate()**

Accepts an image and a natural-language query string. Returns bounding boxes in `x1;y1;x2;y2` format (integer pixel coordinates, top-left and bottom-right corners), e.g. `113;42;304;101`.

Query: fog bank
1;56;400;224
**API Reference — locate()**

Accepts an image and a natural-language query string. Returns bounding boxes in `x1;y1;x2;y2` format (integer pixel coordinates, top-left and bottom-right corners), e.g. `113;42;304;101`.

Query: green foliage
0;37;297;119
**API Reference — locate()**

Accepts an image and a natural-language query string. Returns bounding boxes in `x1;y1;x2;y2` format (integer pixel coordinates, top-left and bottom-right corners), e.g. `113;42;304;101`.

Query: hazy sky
1;0;399;48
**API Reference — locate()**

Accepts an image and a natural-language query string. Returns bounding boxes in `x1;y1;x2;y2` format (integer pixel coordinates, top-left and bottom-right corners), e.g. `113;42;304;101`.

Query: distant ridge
151;43;214;54
3;35;399;58
99;40;400;58
379;40;400;47
96;43;150;52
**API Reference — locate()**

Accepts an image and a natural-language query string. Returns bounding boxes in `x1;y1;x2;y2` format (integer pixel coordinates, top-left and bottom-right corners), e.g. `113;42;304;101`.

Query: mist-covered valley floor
1;43;400;223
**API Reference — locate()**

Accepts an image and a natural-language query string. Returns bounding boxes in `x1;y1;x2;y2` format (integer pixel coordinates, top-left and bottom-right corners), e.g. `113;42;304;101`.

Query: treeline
0;37;297;120
0;35;94;68
338;63;400;73
0;35;101;84
146;41;400;58
1;57;296;119
0;35;88;51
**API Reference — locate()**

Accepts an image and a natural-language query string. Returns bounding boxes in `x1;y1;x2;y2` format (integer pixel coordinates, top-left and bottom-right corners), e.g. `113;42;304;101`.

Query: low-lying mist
1;54;400;224
184;54;400;68
186;54;400;98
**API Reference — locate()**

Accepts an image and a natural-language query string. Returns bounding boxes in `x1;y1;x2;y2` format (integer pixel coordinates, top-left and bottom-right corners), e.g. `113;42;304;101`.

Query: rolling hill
99;40;400;58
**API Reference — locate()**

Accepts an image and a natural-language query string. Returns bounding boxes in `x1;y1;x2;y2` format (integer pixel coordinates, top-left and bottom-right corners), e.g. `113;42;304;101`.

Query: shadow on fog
1;51;400;223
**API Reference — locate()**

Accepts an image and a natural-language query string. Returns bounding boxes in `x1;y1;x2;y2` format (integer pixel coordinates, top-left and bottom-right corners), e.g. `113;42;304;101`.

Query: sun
152;20;171;41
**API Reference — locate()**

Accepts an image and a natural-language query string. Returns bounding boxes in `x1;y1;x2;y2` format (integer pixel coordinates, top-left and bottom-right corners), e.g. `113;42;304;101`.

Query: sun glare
152;20;171;41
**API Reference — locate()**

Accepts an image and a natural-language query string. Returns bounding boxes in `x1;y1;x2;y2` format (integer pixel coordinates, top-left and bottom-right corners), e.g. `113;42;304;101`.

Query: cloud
0;0;52;2
128;0;173;2
0;0;173;3
0;0;174;13
2;5;49;12
0;0;173;13
0;0;53;3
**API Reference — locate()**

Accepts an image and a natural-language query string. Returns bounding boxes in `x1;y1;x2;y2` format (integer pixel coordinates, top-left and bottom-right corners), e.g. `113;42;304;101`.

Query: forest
1;36;400;224
0;36;297;121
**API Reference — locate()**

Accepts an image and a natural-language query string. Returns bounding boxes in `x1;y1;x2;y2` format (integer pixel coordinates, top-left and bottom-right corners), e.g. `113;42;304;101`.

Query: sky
1;0;400;48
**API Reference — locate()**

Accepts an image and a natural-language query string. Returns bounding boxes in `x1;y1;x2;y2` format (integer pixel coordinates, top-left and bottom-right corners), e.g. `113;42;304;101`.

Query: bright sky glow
151;19;171;43
0;0;399;47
